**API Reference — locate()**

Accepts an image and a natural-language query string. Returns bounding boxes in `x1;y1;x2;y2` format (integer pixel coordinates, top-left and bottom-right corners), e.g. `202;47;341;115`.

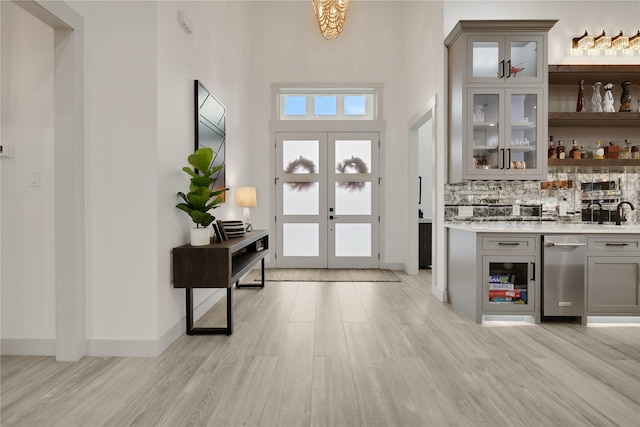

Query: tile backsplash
445;170;639;225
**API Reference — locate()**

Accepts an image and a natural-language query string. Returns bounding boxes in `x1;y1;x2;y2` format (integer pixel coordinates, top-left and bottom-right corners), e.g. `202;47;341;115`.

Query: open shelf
548;112;640;127
548;65;640;84
548;158;640;172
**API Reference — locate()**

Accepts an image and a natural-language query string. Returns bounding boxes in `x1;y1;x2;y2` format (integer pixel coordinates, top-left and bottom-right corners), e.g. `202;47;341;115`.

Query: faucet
587;201;603;224
615;201;635;225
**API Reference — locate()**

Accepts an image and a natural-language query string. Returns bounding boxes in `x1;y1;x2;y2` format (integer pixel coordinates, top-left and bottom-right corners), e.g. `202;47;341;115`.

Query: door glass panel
335;224;371;257
509;41;538;79
335;182;371;215
283;140;319;174
335;139;371;174
283;223;319;256
509;93;537;170
487;261;529;305
283;182;319;215
472;93;499;170
472;41;499;78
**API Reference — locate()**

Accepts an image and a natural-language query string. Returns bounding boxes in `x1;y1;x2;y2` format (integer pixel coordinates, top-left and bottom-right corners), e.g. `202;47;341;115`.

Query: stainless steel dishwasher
543;235;586;318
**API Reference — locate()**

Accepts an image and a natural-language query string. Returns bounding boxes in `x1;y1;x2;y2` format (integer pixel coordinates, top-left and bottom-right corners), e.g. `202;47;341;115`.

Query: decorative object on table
211;222;224;242
619;81;632;112
236;186;257;231
216;220;228;241
591;81;602;112
176;147;228;246
220;220;246;238
576;79;585;112
602;83;615;112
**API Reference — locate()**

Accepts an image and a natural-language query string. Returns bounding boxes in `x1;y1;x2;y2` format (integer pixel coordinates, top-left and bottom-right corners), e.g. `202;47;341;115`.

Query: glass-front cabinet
468;35;544;84
468;88;544;179
482;255;537;314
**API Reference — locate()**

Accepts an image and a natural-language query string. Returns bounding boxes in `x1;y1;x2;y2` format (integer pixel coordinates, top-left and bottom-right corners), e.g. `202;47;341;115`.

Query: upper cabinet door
468;35;544;84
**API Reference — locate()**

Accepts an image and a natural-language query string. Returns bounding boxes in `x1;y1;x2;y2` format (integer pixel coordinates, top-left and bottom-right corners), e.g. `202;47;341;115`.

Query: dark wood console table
172;230;269;335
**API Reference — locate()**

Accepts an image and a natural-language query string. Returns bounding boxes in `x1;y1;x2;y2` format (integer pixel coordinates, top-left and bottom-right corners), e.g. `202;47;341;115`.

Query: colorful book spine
489;289;521;298
489;282;515;290
489;274;511;284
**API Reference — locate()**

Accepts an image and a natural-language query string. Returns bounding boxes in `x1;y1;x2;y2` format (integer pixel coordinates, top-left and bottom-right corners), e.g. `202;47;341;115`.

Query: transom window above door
277;88;378;121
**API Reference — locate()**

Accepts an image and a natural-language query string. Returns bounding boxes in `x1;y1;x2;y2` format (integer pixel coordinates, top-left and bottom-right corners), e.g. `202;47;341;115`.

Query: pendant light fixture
312;0;350;40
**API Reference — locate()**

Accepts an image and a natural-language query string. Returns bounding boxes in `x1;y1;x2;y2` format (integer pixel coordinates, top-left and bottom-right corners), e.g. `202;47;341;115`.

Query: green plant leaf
188;147;213;172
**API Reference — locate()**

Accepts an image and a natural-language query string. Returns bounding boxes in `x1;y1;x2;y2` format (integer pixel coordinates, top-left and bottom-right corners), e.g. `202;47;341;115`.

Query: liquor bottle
556;140;566;159
569;140;580;159
548;136;556;159
580;146;588;159
576;79;585;112
622;139;632;159
593;140;605;159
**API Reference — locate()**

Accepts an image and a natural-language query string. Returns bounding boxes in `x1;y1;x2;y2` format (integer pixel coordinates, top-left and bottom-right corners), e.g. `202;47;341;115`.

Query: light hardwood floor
2;270;639;426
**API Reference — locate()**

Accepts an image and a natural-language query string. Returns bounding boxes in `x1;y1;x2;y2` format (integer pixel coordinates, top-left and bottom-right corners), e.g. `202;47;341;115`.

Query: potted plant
176;147;227;246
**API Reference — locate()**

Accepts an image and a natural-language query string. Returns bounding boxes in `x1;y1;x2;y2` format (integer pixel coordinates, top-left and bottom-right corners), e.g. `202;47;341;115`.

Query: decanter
602;83;615;112
619;81;632;112
591;81;602;112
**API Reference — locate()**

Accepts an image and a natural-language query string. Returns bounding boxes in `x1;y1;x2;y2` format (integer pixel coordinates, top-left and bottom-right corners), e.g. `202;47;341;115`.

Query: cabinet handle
500;149;505;169
605;243;628;246
531;262;535;281
506;149;511;169
506;60;512;78
499;60;505;78
498;242;520;246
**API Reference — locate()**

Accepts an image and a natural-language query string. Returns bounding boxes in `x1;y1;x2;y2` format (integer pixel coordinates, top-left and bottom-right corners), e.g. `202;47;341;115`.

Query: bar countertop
445;222;640;234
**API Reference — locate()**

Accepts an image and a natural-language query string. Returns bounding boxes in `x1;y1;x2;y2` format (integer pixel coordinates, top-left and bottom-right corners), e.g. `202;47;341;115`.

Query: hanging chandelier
312;0;350;40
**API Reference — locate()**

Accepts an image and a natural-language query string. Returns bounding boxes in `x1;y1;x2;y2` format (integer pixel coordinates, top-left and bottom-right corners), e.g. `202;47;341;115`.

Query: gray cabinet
447;229;540;323
445;20;556;182
586;236;640;315
419;222;432;269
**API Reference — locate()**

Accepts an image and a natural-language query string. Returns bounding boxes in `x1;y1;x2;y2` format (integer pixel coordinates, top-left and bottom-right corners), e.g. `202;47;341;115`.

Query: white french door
275;132;380;268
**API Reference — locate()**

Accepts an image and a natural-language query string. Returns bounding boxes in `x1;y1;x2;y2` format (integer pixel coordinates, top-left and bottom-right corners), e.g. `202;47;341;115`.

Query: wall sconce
630;31;640;50
572;30;639;54
236;187;257;231
572;31;594;49
594;31;611;49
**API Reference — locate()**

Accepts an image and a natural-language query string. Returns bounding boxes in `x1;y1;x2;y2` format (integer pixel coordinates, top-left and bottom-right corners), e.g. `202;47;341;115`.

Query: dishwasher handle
545;242;587;247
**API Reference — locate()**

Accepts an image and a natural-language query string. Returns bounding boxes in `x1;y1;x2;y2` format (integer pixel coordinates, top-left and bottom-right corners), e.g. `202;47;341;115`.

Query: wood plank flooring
2;270;639;426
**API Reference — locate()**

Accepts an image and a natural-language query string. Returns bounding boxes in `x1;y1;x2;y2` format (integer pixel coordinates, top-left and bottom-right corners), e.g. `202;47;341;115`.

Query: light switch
28;170;40;187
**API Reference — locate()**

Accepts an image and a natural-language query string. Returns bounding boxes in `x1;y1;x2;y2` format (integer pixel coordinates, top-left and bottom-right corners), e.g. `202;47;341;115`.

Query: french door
275;132;380;268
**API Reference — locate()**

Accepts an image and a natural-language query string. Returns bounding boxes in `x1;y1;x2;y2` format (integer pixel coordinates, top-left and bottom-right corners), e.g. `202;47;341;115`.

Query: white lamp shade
236;187;257;207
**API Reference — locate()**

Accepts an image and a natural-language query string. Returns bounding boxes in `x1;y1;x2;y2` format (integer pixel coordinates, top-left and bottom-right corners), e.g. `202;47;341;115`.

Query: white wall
1;1;56;350
155;1;253;344
247;1;416;268
2;0;638;357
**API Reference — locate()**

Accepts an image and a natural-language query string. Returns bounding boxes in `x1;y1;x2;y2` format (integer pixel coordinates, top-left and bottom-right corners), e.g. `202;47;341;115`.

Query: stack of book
488;274;527;304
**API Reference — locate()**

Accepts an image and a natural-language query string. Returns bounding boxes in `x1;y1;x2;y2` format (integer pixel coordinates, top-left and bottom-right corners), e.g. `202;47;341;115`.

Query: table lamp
236;187;257;231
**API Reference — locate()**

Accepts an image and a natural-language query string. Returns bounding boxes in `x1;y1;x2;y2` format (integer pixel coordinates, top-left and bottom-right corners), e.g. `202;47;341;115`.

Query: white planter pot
190;227;210;246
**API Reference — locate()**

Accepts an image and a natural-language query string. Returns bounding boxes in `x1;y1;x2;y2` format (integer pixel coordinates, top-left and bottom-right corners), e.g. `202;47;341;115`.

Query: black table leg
185;287;233;335
236;258;266;288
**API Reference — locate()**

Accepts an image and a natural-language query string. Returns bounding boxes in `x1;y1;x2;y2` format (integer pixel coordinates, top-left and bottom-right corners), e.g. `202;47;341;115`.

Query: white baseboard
1;338;56;356
2;290;227;358
381;262;404;270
